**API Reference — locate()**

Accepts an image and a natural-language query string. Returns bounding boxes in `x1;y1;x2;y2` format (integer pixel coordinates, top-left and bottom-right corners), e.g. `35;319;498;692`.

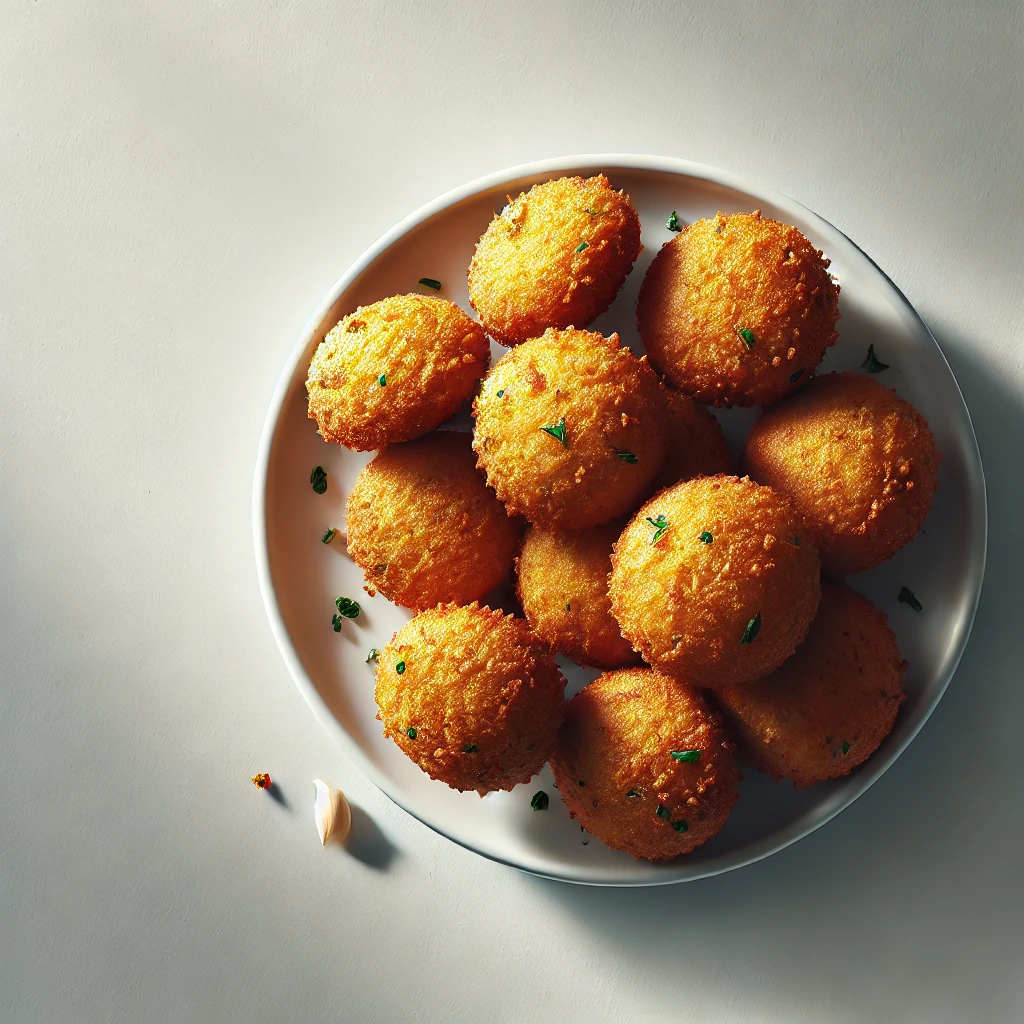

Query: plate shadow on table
527;325;1023;1021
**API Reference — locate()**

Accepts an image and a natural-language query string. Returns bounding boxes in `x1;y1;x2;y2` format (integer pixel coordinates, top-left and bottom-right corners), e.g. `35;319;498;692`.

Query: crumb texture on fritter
468;174;642;345
653;385;733;490
306;293;489;450
550;668;741;860
637;211;840;407
716;581;906;787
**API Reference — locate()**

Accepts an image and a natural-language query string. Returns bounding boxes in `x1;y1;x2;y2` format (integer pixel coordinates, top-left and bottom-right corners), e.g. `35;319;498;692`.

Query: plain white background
2;2;1022;1021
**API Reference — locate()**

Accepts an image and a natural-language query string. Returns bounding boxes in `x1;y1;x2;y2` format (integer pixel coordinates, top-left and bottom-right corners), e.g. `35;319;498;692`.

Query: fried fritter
716;581;906;786
516;521;639;670
743;372;940;575
306;294;488;450
637;211;840;407
468;174;642;346
375;603;565;795
654;385;733;490
609;475;821;689
549;668;741;860
346;431;522;610
472;327;669;529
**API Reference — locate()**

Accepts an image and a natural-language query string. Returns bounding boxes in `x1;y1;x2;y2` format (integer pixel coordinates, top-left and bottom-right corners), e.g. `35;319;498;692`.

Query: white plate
253;155;986;886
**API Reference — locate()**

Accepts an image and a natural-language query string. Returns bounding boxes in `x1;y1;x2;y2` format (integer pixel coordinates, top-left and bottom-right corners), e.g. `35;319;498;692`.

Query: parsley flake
331;613;343;633
366;648;381;663
655;805;670;820
626;790;640;798
615;450;639;464
740;612;762;644
321;527;338;544
531;790;549;811
565;603;571;611
860;345;890;373
789;369;804;384
898;586;923;611
377;373;387;387
540;417;568;446
671;819;689;833
575;241;589;252
406;727;417;739
646;514;669;544
666;210;682;232
310;465;328;494
335;597;360;619
496;388;505;397
699;531;713;544
464;744;477;753
737;328;756;350
396;660;406;674
842;741;851;755
584;208;599;216
418;277;442;290
670;749;702;763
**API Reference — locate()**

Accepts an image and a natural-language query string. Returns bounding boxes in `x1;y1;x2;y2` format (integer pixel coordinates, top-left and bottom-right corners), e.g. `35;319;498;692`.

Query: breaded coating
637;211;840;407
743;372;940;575
472;327;670;529
346;432;522;610
375;604;565;795
306;294;489;450
716;582;906;787
516;521;639;670
610;476;821;689
468;175;642;346
550;668;741;860
654;385;733;490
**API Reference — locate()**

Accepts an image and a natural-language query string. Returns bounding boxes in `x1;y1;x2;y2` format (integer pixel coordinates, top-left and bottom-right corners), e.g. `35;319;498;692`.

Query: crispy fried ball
550;668;741;860
716;582;906;787
654;386;733;490
637;211;840;407
375;603;565;795
610;475;821;689
468;175;642;346
472;328;669;529
516;521;639;669
346;432;522;610
306;294;489;450
743;372;940;575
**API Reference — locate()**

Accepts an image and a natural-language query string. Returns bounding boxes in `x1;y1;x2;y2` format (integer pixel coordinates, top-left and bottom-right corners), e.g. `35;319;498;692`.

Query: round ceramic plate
254;155;986;885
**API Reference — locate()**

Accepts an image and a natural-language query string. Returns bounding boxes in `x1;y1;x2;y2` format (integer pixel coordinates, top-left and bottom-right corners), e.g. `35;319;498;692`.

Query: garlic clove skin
313;779;352;846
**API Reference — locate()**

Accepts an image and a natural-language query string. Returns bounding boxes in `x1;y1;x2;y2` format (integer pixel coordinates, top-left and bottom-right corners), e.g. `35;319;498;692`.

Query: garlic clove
313;779;352;846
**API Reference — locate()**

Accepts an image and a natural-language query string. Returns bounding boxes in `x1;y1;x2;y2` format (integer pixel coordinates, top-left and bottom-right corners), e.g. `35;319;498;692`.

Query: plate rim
252;154;988;886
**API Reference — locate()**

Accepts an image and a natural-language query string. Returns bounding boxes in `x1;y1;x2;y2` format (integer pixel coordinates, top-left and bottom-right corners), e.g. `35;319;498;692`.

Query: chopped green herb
575;241;589;252
615;450;639;463
715;224;723;235
860;344;890;373
737;328;756;350
310;465;328;494
418;277;442;290
366;648;381;663
646;514;669;544
496;388;505;397
626;790;640;798
464;744;477;753
396;660;406;674
789;369;804;384
740;612;762;644
331;613;343;633
406;727;417;739
540;417;568;446
577;780;586;787
335;597;360;619
321;527;338;544
671;819;689;833
565;603;571;611
699;531;713;544
898;586;923;611
842;741;851;755
666;210;682;232
584;208;599;216
377;373;387;387
531;790;549;811
793;537;801;546
655;805;670;820
670;749;702;763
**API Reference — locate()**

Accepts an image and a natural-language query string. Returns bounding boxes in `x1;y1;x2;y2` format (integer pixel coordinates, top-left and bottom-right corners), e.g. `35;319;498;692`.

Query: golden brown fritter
637;211;840;407
375;603;565;795
716;581;906;787
346;432;522;610
654;385;733;490
549;668;741;860
472;327;670;529
468;175;642;346
306;294;489;450
743;372;940;575
516;521;639;670
609;475;821;689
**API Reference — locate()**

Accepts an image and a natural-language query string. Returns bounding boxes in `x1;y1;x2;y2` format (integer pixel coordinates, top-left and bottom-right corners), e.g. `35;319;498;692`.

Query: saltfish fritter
743;372;940;575
516;521;639;670
550;668;741;860
375;604;565;795
610;475;821;689
637;211;840;407
472;327;669;530
306;294;489;450
716;582;906;787
654;386;733;491
346;431;522;610
468;175;642;346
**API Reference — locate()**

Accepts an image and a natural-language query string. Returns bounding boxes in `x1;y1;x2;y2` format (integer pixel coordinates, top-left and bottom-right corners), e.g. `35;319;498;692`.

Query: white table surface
3;3;1022;1021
